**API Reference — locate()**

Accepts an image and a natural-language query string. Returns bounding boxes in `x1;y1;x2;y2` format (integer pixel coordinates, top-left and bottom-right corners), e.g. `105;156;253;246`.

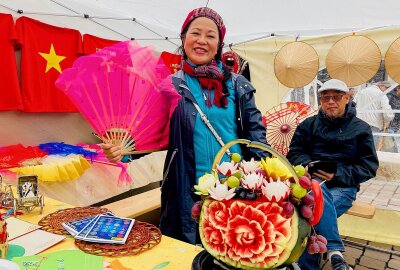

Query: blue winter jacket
160;70;267;244
287;103;378;190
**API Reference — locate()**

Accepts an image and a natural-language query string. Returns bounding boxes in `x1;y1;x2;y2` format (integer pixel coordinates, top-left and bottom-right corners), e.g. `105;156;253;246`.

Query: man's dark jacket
160;70;267;244
287;102;378;190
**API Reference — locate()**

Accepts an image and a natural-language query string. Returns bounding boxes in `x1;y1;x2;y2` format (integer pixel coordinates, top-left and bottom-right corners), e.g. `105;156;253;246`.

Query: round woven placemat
38;206;110;235
75;221;162;257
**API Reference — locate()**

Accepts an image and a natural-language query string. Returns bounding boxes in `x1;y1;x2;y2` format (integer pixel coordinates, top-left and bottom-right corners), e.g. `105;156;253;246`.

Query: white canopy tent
1;0;400;52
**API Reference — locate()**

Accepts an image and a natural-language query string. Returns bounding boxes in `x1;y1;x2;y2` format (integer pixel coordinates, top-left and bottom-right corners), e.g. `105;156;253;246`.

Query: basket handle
211;139;299;184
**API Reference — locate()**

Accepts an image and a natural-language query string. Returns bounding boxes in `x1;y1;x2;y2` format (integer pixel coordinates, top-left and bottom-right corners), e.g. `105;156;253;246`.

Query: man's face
319;90;350;119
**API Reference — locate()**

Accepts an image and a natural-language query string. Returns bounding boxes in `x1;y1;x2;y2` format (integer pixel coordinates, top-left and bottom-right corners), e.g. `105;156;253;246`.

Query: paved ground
358;178;400;211
332;176;400;270
324;237;400;270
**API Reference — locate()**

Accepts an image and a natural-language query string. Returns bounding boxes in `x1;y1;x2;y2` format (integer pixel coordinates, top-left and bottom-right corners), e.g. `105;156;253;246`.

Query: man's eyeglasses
319;94;345;102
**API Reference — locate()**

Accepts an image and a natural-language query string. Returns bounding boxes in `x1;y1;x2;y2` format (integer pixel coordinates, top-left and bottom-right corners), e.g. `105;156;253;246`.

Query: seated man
287;79;379;270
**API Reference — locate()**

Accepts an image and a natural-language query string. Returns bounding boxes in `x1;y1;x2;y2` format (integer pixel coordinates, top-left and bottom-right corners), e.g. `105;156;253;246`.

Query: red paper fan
0;144;47;169
263;102;316;156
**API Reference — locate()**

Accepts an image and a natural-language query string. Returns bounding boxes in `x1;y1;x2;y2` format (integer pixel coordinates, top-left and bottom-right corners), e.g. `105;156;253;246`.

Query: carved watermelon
199;197;310;269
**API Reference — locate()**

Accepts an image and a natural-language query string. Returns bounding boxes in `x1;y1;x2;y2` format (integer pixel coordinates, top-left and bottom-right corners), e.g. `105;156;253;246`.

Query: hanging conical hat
385;37;400;84
326;35;381;87
274;41;319;88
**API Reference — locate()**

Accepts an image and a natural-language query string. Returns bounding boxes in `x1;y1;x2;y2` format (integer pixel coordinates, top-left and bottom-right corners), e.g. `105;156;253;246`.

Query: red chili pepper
310;179;324;226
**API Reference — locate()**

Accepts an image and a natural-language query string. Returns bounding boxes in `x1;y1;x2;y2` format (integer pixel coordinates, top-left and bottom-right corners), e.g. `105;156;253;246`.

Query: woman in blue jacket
103;7;267;244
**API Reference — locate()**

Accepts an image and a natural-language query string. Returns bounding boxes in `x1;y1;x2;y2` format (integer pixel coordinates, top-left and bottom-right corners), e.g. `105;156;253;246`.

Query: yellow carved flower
261;157;292;181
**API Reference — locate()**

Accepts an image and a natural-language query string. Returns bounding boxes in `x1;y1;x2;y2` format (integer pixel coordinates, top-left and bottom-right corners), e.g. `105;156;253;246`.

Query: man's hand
313;169;334;181
100;143;123;162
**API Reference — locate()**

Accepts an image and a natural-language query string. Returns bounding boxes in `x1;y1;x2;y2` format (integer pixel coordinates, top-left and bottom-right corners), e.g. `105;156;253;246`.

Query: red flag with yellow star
159;51;182;74
82;34;119;55
15;17;82;112
0;13;23;111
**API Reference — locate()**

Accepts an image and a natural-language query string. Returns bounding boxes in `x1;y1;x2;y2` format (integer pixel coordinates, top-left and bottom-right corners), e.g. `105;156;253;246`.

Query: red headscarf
181;7;226;48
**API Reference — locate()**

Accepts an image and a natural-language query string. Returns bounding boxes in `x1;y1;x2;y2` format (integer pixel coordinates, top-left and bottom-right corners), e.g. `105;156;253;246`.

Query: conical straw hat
274;41;319;88
385;37;400;84
326;35;381;87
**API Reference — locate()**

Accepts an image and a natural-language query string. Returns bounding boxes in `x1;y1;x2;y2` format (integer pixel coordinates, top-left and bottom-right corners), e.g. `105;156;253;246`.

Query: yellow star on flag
39;44;66;73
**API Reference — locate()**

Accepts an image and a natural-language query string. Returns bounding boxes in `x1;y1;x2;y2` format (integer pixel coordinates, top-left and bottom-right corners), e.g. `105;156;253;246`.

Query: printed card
62;212;114;236
81;215;134;244
74;215;102;240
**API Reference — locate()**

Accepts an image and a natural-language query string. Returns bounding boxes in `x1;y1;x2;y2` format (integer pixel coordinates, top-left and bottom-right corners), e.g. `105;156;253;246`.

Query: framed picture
17;175;38;199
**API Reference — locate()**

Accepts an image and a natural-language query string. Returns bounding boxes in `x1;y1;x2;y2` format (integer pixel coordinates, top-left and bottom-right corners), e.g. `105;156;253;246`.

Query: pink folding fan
56;41;181;155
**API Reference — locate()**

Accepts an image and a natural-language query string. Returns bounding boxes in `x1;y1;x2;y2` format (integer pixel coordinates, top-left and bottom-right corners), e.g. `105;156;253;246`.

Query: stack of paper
7;217;41;241
62;213;135;244
7;217;66;256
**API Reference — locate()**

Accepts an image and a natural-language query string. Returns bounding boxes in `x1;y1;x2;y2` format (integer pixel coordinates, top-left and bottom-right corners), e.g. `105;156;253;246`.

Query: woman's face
182;17;219;65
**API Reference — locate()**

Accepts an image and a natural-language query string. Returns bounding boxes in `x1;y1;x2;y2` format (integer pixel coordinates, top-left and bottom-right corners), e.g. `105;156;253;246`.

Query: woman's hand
100;143;123;162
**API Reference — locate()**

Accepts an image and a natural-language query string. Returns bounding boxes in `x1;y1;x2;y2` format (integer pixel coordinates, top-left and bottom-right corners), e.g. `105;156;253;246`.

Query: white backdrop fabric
1;0;400;52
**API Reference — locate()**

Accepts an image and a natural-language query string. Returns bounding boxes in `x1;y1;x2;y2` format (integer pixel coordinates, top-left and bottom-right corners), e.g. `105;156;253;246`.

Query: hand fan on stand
263;102;316;156
56;41;181;155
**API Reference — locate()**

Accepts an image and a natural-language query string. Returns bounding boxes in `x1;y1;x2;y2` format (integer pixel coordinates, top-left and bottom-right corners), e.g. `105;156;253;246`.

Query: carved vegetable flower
241;172;264;191
216;161;239;176
208;183;236;201
261;179;291;202
194;173;217;196
261;157;292;181
240;158;259;174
